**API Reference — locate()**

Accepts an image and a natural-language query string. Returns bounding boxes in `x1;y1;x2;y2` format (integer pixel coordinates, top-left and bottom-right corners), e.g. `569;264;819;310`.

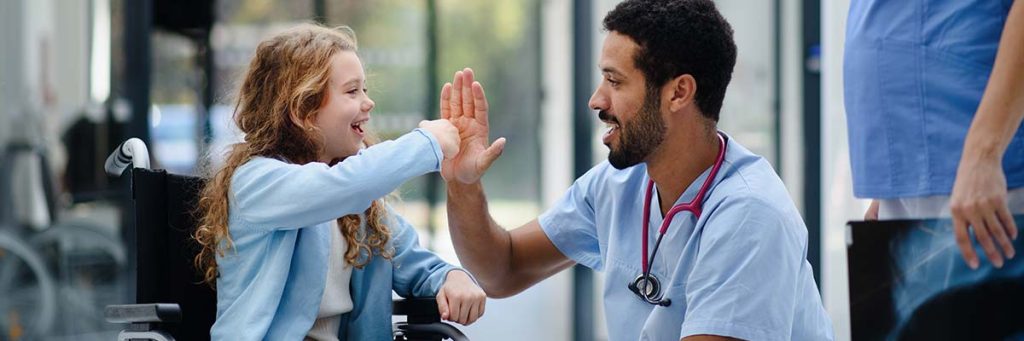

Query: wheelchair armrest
393;298;472;340
395;322;468;341
392;297;441;320
105;303;182;324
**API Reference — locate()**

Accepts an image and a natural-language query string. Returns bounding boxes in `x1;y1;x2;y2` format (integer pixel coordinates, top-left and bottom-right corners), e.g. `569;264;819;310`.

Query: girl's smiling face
312;50;375;163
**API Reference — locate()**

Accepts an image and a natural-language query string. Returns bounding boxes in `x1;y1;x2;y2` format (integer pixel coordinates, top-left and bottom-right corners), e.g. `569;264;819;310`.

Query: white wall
820;0;872;340
780;0;804;212
0;0;24;146
0;0;91;168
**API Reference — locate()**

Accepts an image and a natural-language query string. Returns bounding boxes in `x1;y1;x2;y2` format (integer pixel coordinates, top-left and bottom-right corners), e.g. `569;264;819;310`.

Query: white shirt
306;220;353;341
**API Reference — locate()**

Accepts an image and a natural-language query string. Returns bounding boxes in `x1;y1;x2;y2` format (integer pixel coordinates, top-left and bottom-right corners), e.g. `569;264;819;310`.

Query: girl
192;24;485;340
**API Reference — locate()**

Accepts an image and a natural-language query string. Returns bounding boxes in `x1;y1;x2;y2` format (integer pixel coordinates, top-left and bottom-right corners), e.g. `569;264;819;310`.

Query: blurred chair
0;140;131;341
2;142;128;336
0;229;56;340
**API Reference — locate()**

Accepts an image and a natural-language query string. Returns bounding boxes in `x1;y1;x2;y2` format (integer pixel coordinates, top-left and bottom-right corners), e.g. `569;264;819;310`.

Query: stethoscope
627;132;726;307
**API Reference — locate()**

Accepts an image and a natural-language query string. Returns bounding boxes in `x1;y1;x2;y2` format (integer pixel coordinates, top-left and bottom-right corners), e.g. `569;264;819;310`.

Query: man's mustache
598;111;619;125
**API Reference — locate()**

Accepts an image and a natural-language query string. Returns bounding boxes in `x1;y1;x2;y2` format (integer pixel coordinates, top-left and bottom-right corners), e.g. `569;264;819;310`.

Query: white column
780;0;804;211
821;0;871;340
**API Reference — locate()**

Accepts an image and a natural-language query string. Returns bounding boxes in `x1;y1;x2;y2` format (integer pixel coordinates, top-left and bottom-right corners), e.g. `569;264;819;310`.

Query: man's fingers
478;138;507;172
440;83;452;119
436;290;450;321
451;71;464;120
473;81;489;126
954;217;980;269
986;212;1015;260
462;68;475;118
972;216;1004;268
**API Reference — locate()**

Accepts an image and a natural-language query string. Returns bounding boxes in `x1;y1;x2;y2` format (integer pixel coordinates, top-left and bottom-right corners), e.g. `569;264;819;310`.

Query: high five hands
438;68;507;184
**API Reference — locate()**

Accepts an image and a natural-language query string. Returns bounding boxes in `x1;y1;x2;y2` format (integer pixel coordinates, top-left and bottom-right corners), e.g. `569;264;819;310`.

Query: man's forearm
964;0;1024;158
445;181;513;295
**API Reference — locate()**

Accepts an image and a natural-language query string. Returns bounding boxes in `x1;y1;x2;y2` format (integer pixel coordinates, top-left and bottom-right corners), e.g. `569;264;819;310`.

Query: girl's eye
362;88;369;94
346;89;359;95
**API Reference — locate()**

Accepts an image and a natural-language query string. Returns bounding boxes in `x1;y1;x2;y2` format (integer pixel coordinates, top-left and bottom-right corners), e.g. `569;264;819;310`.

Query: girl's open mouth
351;120;367;135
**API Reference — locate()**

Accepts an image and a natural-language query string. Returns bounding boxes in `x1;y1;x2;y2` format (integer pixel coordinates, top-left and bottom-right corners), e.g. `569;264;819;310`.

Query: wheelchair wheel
28;221;127;335
29;221;127;265
0;231;56;340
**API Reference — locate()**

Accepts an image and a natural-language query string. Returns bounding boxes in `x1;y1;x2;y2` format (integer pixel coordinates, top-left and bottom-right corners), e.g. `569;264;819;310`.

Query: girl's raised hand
419;119;461;161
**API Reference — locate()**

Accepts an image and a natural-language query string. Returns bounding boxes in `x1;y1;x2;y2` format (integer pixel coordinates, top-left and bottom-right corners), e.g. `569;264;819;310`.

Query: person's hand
950;155;1018;269
864;200;880;220
418;119;461;161
439;68;507;184
436;270;486;325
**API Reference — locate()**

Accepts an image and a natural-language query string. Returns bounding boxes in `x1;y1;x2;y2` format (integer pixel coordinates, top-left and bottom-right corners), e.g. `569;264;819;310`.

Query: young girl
192;24;485;340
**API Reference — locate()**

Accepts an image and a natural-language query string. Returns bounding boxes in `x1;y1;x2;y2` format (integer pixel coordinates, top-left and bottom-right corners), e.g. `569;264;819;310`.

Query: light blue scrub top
844;0;1024;199
539;135;833;341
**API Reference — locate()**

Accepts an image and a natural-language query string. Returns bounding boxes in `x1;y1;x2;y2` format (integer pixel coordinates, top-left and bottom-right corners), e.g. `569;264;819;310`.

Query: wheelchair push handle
105;138;150;176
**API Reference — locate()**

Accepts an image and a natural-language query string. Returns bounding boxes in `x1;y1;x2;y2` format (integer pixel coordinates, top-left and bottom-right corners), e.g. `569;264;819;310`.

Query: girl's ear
288;112;309;131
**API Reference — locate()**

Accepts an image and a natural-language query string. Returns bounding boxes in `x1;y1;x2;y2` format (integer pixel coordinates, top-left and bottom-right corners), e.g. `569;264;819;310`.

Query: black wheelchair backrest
130;168;215;341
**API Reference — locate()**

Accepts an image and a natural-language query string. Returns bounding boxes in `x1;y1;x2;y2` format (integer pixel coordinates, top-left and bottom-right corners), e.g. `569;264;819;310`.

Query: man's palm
440;68;505;184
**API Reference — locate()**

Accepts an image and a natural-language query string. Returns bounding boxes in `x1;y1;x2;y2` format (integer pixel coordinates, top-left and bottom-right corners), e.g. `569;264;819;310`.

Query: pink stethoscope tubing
640;133;726;276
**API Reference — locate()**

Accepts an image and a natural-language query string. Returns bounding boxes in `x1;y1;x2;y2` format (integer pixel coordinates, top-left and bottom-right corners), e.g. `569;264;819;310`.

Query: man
845;0;1024;268
440;0;833;339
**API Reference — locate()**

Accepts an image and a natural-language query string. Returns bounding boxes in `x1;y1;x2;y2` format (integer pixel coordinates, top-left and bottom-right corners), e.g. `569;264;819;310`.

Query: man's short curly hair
603;0;737;122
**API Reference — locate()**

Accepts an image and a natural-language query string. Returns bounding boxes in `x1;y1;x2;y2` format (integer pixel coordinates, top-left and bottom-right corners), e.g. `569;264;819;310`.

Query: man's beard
605;88;666;169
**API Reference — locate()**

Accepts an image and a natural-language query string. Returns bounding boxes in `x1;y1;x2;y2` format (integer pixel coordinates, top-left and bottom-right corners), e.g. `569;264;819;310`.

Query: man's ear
667;74;697;114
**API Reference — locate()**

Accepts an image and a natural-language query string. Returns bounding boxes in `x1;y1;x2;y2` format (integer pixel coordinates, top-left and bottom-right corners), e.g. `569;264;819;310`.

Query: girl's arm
386;207;486;325
387;207;463;297
231;129;444;229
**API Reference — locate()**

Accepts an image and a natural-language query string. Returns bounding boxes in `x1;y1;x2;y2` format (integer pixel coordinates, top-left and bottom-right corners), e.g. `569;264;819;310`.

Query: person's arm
440;68;573;297
231;129;443;229
864;199;880;220
950;0;1024;269
384;208;486;325
446;182;574;297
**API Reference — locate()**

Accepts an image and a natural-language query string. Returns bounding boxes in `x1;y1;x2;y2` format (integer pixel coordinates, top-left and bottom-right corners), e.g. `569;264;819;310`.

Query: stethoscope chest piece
630;274;662;301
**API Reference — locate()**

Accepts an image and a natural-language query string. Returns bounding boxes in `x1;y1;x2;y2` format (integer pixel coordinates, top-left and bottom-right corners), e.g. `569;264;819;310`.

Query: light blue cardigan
210;129;462;340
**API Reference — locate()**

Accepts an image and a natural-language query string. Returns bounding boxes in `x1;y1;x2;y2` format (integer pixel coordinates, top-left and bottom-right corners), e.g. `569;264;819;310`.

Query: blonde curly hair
193;23;393;287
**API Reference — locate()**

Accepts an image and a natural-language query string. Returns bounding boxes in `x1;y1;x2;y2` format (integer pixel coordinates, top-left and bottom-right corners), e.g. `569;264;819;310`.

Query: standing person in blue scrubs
845;0;1024;268
438;0;834;339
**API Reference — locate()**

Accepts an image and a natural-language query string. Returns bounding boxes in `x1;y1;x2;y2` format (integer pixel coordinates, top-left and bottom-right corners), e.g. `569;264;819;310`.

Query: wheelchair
102;138;468;341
